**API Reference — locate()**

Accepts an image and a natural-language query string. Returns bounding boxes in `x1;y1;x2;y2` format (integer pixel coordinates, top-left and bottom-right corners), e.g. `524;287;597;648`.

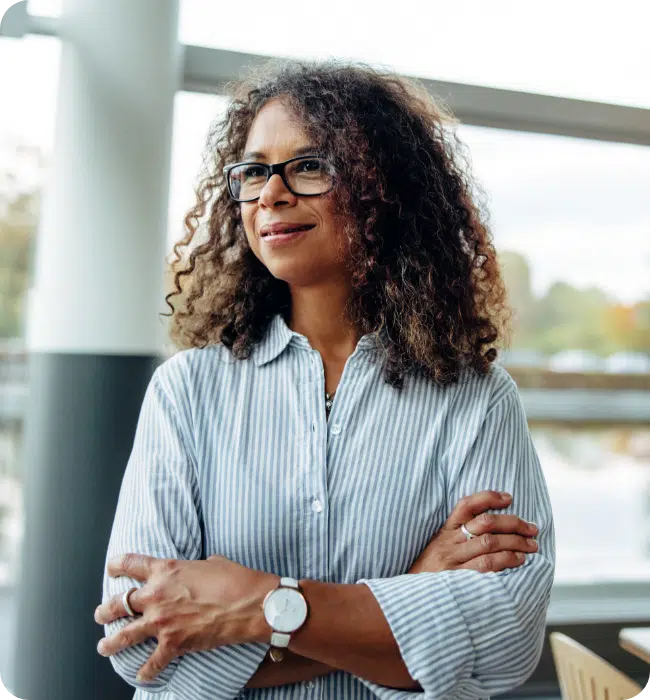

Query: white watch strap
280;577;298;588
271;631;291;647
267;577;304;652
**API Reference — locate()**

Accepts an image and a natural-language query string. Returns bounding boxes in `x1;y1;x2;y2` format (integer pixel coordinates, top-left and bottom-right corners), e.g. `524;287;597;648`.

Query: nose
258;173;298;209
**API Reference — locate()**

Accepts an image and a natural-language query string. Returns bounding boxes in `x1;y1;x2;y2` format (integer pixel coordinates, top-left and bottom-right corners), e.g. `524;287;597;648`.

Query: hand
94;553;278;682
408;491;538;574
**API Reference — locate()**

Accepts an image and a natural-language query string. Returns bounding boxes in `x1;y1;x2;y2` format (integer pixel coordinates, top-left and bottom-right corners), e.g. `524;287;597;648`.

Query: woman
94;61;555;699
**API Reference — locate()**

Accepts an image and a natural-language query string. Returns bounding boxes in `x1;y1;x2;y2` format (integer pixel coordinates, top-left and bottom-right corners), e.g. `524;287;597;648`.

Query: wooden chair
550;632;643;700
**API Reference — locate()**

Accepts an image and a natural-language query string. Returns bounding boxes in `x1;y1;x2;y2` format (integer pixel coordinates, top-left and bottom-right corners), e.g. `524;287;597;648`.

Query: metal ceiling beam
182;44;650;146
3;1;650;146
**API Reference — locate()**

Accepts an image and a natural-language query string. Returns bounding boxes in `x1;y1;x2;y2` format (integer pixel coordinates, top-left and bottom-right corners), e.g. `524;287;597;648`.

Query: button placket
302;349;328;584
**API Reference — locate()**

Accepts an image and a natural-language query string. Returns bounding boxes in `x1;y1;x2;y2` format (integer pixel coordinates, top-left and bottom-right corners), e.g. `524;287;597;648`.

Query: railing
0;345;649;428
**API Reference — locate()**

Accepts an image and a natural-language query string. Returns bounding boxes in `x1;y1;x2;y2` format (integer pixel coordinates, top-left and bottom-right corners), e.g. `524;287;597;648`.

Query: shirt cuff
356;573;474;699
167;643;269;700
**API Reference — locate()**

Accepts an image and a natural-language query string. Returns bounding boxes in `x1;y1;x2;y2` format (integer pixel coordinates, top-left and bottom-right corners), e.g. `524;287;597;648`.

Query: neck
287;282;361;362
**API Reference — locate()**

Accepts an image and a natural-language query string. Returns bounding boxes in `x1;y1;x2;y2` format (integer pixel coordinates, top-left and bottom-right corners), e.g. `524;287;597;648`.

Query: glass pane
179;0;650;108
167;92;227;251
459;123;650;583
0;34;59;689
169;97;650;585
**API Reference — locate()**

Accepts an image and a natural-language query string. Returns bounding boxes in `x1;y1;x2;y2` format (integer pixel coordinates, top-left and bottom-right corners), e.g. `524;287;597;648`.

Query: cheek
241;205;258;250
329;211;354;261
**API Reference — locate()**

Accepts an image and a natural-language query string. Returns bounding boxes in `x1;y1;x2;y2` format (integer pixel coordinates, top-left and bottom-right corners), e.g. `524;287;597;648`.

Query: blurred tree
500;250;537;346
498;249;650;356
0;143;44;339
602;304;637;351
0;191;40;338
534;282;612;354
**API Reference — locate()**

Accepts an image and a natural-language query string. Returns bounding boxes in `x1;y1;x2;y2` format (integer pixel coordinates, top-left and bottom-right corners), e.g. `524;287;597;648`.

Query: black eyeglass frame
222;154;335;203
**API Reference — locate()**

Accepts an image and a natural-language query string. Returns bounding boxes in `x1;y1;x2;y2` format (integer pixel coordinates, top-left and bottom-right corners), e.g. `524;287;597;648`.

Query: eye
294;158;323;173
242;164;267;179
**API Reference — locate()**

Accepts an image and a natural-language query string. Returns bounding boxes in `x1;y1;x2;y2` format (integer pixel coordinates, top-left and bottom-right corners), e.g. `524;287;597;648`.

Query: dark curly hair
163;60;510;388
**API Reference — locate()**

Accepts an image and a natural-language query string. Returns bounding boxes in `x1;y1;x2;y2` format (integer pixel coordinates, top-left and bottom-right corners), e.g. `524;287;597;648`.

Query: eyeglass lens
228;157;333;201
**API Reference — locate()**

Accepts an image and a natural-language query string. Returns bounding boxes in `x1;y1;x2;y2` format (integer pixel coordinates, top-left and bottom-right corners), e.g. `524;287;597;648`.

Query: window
167;91;227;252
179;0;650;109
0;30;60;686
458;124;650;586
168;100;650;589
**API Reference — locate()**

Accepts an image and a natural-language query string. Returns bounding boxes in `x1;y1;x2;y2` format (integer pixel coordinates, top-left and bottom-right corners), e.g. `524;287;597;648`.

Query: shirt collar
253;314;385;367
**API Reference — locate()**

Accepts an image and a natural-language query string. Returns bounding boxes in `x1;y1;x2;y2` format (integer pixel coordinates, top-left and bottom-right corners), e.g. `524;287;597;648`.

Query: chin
263;259;327;287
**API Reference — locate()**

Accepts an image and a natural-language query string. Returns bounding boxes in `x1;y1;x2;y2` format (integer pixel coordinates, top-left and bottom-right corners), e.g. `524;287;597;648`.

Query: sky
1;0;649;302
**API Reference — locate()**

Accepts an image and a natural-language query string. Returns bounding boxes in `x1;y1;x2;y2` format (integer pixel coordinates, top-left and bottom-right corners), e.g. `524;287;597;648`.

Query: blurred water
533;428;650;581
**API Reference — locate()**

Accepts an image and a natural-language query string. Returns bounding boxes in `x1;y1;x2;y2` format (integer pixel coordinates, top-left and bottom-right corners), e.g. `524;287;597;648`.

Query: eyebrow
241;146;319;161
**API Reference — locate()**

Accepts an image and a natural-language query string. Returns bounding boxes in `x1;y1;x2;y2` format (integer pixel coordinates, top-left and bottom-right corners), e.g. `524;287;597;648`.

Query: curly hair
163;60;510;388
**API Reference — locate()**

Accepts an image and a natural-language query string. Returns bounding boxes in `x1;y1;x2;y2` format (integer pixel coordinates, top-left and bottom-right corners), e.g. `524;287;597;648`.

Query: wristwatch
262;577;308;662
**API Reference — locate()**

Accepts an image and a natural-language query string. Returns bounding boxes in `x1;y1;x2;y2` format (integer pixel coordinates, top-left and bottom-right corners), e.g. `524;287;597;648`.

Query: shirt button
331;423;342;435
311;498;323;513
305;680;316;689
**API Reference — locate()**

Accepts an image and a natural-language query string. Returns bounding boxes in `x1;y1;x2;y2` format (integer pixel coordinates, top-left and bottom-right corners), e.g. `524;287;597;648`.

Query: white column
13;2;180;698
28;0;181;356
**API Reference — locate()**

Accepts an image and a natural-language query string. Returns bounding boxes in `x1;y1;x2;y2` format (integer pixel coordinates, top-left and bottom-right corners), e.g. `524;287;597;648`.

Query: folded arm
102;366;268;699
286;376;555;698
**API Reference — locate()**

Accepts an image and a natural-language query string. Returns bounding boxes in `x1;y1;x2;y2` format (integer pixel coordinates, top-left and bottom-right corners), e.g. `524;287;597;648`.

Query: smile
259;223;316;237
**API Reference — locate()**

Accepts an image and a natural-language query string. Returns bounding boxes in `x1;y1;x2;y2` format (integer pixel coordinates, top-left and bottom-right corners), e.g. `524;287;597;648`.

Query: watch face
264;587;308;633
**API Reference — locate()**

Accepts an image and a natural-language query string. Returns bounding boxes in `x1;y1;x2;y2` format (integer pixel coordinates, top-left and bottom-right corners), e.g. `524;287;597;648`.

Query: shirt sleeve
102;362;268;699
356;373;556;700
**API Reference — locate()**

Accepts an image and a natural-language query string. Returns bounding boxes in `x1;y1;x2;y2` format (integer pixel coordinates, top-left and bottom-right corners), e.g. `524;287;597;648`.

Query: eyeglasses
223;155;335;203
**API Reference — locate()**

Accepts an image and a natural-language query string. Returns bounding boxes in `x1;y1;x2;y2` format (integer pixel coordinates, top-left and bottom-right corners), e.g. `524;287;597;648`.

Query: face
239;99;351;288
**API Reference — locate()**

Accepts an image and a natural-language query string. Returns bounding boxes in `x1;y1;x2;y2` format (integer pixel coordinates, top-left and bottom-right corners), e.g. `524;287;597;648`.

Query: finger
445;491;512;529
95;587;146;624
454;533;538;565
107;553;158;581
459;550;527;574
136;642;176;683
465;513;538;537
97;618;154;657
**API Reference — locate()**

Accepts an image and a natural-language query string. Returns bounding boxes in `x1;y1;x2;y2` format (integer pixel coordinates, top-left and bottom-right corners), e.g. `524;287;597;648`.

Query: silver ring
122;587;138;617
461;524;476;540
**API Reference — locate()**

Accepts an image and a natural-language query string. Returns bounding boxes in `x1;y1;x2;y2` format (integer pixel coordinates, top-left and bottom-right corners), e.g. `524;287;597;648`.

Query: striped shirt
103;313;555;700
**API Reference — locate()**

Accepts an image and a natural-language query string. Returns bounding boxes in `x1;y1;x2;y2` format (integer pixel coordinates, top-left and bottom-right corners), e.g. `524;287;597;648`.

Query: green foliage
0;188;40;338
500;250;650;355
0;142;44;339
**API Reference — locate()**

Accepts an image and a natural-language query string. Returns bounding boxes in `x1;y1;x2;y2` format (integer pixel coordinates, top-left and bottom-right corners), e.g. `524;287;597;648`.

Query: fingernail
527;538;538;548
136;673;147;683
516;552;525;561
527;521;538;529
97;640;106;656
500;492;511;501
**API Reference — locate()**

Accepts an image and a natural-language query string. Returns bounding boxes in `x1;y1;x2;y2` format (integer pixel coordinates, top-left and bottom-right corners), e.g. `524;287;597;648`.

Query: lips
259;222;316;237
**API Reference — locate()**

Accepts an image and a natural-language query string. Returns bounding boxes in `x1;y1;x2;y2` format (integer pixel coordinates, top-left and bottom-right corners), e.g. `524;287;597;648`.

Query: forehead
244;99;311;156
